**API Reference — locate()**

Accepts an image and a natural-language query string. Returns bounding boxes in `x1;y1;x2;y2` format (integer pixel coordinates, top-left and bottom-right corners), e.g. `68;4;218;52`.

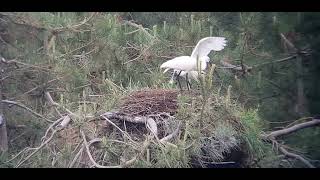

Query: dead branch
1;100;54;123
279;146;315;168
262;118;320;168
266;118;320;139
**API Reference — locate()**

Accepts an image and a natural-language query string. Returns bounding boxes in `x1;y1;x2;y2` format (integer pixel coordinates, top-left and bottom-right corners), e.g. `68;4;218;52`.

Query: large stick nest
118;89;179;116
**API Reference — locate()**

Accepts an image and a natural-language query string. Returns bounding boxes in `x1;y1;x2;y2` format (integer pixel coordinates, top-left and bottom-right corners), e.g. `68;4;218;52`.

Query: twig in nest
1;100;54;123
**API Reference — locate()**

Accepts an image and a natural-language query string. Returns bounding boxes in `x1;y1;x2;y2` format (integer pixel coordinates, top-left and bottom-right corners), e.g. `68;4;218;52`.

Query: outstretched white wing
190;37;227;59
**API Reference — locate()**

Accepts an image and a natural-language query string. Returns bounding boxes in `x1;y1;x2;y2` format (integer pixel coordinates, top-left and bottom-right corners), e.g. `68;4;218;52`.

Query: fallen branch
266;118;320;139
262;118;320;168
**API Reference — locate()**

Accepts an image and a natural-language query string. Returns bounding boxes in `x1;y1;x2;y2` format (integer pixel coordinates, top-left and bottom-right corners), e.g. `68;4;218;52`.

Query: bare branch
266;119;320;139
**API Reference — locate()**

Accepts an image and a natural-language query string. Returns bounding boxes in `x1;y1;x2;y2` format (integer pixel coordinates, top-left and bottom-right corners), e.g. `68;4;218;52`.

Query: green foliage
240;109;267;158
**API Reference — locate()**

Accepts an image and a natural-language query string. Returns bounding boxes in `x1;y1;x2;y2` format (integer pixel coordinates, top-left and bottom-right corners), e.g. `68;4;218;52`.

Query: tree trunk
0;59;8;152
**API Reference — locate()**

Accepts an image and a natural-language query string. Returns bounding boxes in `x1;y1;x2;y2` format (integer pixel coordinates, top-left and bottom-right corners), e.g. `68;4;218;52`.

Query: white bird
161;37;227;90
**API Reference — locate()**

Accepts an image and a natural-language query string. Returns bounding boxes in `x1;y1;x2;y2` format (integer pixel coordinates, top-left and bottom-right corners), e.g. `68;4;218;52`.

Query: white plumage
161;37;227;89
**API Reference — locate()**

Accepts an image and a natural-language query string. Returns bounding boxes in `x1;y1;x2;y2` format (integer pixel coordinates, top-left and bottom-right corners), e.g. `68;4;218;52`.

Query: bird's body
160;37;227;90
160;56;208;72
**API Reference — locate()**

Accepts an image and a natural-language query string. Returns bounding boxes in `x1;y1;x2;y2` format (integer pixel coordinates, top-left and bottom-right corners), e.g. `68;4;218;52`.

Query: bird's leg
185;73;191;91
176;70;183;91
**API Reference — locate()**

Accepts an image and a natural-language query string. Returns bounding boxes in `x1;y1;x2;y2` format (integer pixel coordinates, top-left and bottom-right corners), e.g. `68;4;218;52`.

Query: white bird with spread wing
160;37;227;90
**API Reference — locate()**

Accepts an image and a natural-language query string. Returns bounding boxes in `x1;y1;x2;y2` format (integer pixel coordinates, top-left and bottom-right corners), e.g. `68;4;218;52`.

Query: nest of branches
118;89;179;116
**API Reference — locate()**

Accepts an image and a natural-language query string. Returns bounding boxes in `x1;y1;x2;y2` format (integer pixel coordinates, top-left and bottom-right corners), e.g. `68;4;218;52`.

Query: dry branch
266;118;320;139
262;118;320;168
